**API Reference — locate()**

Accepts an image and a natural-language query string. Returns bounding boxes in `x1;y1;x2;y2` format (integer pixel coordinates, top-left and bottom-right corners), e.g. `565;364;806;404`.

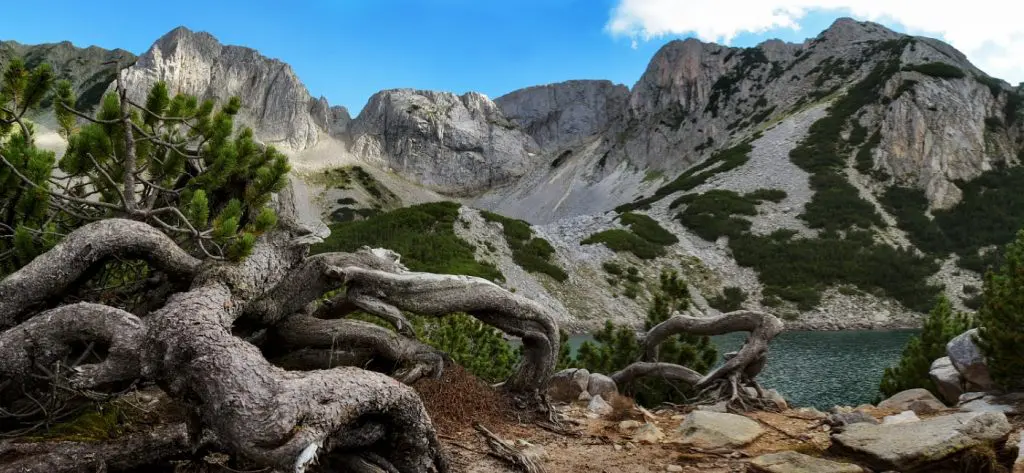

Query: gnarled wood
611;310;783;409
339;266;560;394
0;423;193;473
0;219;201;328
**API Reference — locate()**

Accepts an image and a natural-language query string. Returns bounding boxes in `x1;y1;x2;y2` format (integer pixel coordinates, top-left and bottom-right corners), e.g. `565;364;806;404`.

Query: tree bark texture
0;218;561;472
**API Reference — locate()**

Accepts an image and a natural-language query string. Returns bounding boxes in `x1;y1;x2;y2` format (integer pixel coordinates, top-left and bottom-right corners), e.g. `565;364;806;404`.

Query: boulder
632;423;665;444
587;394;613;416
587;373;618;399
831;411;1012;472
958;392;1024;415
749;451;864;473
882;410;920;425
947;329;995;390
791;407;828;421
929;357;964;405
677;411;764;449
877;388;945;414
546;368;590;402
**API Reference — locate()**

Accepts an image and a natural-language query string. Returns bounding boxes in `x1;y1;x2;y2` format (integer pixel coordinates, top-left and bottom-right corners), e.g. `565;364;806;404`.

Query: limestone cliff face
495;80;629;152
346;89;540;195
116;27;327;152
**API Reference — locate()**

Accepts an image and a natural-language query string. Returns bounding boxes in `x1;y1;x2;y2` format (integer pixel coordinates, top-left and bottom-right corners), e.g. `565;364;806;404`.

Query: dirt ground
415;370;1024;473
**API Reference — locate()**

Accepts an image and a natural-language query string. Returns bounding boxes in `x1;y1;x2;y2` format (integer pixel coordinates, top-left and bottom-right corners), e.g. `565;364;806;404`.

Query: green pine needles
878;295;973;399
975;229;1024;391
1;57;290;277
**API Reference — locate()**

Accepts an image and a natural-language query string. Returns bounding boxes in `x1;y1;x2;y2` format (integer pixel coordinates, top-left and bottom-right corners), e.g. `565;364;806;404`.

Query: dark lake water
566;329;919;410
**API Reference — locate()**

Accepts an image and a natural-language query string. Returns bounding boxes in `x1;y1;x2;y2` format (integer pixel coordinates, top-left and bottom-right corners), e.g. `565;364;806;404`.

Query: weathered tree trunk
0;216;561;472
611;310;783;409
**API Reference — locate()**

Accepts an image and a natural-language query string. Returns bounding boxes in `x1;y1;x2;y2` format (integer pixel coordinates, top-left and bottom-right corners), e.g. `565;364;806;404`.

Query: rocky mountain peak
495;80;629;152
118;26;328;152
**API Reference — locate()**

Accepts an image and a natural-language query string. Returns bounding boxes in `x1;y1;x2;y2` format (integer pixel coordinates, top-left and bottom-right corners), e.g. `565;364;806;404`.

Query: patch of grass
673;190;756;241
903;62;966;79
313;202;504;282
480;211;567;282
602;261;624;276
642;170;664;182
708;286;747;312
745;188;788;203
619;212;678;245
581;229;666;260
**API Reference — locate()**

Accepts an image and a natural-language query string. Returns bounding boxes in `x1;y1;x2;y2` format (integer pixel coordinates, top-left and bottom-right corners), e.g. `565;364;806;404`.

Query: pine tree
879;295;974;398
975;229;1024;390
1;57;290;283
0;59;61;276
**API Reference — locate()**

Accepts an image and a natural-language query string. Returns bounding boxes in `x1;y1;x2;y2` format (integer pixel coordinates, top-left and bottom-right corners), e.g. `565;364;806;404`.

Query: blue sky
1;1;1017;114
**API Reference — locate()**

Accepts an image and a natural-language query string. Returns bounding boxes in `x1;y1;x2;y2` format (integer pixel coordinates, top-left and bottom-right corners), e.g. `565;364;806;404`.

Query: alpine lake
565;329;919;410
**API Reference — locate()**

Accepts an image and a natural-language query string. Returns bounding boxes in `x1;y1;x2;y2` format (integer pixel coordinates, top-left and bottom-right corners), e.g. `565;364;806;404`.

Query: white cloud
607;0;1024;84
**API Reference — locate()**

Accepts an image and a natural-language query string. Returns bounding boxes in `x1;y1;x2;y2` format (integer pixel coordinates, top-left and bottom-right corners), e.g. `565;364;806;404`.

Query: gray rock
495;80;629;152
118;27;327;152
958;392;1024;415
1015;430;1024;473
947;329;995;390
587;394;612;416
348;88;540;196
749;451;864;473
586;373;617;399
546;368;590;403
929;356;964;405
831;411;1012;471
677;411;764;449
877;388;946;414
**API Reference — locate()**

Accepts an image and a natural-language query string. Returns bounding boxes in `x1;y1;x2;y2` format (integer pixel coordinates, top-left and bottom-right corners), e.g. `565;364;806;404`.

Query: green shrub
708;286;747;312
582;229;666;259
730;232;941;312
746;188;788;203
854;130;882;175
903;62;966;79
602;261;624;276
879;295;974;398
481;210;567;281
619;212;679;245
976;230;1024;390
412;313;520;384
801;172;884;231
312;202;504;281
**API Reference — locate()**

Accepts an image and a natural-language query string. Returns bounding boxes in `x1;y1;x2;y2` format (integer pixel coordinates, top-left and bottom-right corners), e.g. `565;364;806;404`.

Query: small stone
577;390;592;402
613;443;623;451
618;420;642;433
632;423;665;444
588;394;613;416
547;368;591;403
670;414;684;421
792;407;828;420
666;465;683;473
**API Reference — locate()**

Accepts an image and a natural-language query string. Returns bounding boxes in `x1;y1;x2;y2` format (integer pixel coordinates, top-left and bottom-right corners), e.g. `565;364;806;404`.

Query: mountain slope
7;19;1024;331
